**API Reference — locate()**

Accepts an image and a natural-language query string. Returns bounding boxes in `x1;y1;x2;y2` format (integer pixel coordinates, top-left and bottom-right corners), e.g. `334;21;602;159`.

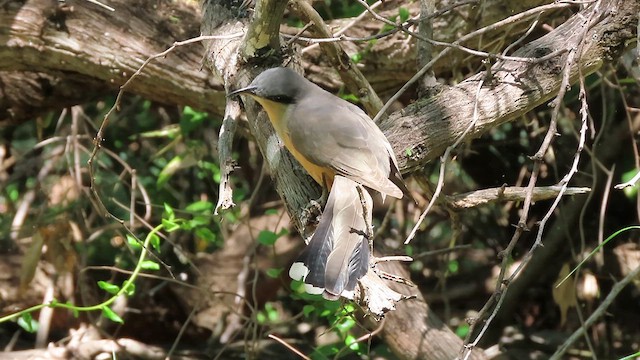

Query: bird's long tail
289;175;373;300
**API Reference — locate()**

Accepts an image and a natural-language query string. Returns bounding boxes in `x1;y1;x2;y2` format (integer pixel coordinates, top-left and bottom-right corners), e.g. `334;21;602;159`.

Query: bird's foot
300;198;324;240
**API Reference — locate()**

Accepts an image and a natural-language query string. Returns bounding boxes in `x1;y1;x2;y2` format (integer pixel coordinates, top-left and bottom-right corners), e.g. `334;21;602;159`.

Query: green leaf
399;7;410;23
257;230;278;246
195;227;217;243
277;228;289;237
67;301;79;318
149;233;161;252
350;52;363;64
97;281;120;295
336;317;356;333
303;305;315;317
17;313;38;333
266;268;283;278
621;169;639;198
101;305;124;324
345;334;361;352
187;215;210;229
264;209;279;216
140;260;160;270
186;200;214;213
126;234;141;250
122;280;136;296
455;324;470;338
267;308;278;322
448;260;459;274
405;148;413;157
163;203;175;220
162;218;181;232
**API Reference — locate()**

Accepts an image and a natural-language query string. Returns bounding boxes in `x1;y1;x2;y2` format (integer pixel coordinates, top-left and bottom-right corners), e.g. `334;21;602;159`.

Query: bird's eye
269;95;295;104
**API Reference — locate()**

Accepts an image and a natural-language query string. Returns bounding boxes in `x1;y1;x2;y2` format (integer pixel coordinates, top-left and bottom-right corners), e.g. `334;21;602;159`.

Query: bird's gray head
228;68;309;104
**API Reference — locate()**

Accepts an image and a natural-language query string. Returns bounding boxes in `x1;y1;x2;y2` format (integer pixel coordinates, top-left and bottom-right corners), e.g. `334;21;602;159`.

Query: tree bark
2;0;562;124
0;0;224;125
382;0;638;172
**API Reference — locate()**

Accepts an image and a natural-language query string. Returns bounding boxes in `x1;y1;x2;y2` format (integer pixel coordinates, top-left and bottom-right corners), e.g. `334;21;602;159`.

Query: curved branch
382;0;637;172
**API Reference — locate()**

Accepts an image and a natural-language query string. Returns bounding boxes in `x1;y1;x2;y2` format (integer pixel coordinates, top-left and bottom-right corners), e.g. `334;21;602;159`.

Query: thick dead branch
2;0;562;124
0;0;224;125
447;186;591;210
383;0;638;172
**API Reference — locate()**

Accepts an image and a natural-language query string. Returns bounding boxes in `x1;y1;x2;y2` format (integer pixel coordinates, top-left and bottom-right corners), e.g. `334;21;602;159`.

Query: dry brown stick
447;186;591;210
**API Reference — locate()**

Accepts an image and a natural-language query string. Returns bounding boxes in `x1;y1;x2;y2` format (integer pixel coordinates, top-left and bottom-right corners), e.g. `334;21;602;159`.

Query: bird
229;67;410;300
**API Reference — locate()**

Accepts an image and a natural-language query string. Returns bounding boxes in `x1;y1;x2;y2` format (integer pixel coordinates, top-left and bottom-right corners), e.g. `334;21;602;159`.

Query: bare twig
405;73;486;244
461;2;600;356
373;1;573;123
268;334;310;360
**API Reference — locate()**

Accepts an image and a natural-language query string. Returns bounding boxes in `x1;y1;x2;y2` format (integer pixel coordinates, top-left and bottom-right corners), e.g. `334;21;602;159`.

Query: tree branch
383;0;637;172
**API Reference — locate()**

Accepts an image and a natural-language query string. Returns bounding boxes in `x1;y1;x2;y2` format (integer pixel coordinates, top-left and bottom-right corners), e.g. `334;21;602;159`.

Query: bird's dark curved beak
227;85;258;98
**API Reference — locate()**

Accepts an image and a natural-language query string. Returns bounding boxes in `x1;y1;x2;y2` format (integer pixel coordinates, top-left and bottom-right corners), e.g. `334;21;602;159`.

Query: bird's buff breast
254;97;335;186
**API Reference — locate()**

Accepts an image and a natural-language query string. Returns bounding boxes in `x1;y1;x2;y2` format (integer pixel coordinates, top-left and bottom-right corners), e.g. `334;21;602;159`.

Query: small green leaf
140;260;160;270
101;305;124;324
266;268;283;278
67;301;79;317
17;313;38;333
256;311;266;324
97;281;120;295
399;7;410;23
195;227;217;243
345;334;361;351
303;305;315;316
188;215;210;228
277;228;289;237
448;260;459;274
122;280;136;296
257;230;278;246
163;203;175;220
149;233;161;252
405;147;413;157
336;317;356;333
455;324;470;338
162;219;181;232
266;304;278;322
185;200;214;213
126;234;141;250
350;52;363;64
264;209;279;216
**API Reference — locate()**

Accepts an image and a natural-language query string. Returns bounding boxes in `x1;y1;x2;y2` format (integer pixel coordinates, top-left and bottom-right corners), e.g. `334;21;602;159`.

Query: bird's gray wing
288;93;403;198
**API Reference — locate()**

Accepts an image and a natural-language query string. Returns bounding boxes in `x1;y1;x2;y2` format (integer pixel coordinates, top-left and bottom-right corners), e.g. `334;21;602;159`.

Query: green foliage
290;281;365;357
101;305;124;324
17;313;38;333
256;302;279;324
97;280;120;295
621;169;639;198
257;229;288;246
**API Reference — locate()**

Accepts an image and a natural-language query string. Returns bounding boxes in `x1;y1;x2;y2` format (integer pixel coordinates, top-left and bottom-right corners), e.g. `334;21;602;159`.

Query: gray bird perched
229;67;411;299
